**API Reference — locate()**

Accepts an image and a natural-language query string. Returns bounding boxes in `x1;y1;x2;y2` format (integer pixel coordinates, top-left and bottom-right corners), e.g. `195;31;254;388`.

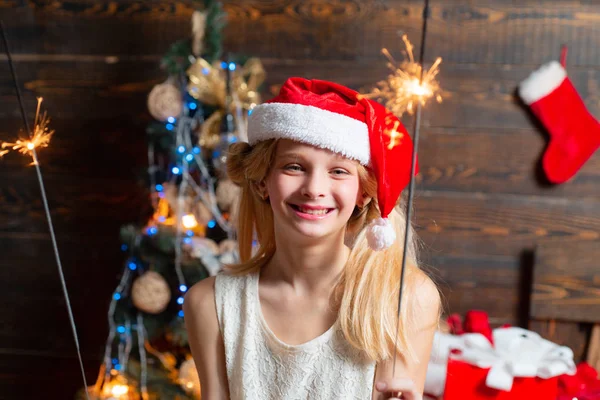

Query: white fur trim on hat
247;102;371;165
519;61;567;105
366;218;396;250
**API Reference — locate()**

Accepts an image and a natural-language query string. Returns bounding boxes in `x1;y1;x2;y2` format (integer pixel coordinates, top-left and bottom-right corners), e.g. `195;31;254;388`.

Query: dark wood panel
0;0;425;60
426;254;522;325
418;128;600;198
0;172;149;235
4;1;600;66
531;241;600;322
0;117;148;180
0;351;100;400
424;63;600;129
0;59;161;120
0;235;125;353
415;191;600;257
426;1;600;66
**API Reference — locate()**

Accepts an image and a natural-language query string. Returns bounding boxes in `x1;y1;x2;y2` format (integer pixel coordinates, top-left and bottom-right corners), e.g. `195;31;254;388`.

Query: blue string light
158;216;166;223
183;237;192;244
113;293;121;300
114;363;122;371
172;166;181;175
146;226;158;236
202;67;210;75
116;325;126;334
186;230;194;237
248;109;254;116
167;116;176;123
177;297;184;305
120;244;128;251
220;61;227;69
180;284;188;292
228;62;236;71
155;184;164;191
207;220;216;229
166;123;174;131
185;154;194;162
158;192;165;198
128;261;137;271
189;102;197;110
192;146;201;154
177;145;186;154
178;310;185;318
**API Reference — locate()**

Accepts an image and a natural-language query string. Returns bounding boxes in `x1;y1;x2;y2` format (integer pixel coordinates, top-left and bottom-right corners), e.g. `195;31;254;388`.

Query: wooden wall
1;0;599;398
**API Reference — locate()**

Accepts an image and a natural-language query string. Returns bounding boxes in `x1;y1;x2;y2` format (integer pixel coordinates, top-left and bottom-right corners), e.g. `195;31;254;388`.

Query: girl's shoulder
185;271;250;306
184;276;217;317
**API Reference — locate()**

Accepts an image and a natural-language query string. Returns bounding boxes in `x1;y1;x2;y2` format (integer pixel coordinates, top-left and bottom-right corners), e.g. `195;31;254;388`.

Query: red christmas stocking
519;61;600;183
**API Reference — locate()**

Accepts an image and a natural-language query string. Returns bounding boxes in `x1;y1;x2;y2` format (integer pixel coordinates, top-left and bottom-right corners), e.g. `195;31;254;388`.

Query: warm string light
364;35;443;118
0;97;54;164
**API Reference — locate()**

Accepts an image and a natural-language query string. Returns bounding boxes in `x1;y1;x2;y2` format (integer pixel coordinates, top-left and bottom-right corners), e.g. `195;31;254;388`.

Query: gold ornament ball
147;82;183;122
131;271;171;314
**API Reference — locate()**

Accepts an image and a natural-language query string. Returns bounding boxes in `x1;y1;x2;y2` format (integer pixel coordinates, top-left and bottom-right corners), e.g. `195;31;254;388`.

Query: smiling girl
184;78;441;400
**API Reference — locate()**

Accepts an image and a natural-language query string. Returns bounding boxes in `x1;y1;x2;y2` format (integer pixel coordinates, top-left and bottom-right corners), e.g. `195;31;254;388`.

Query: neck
262;231;350;294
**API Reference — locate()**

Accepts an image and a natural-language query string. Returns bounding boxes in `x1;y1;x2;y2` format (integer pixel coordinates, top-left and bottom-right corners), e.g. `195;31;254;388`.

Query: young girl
184;78;441;400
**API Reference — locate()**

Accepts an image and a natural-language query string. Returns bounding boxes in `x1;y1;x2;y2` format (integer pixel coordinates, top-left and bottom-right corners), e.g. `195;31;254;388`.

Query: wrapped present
445;356;559;399
444;327;576;400
557;362;600;400
425;310;494;397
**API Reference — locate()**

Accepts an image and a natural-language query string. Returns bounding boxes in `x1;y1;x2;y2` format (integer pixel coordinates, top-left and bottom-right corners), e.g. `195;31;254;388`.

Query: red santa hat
247;77;418;251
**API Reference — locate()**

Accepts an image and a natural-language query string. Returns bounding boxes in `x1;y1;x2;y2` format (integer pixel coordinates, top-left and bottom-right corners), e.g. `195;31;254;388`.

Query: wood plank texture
1;0;600;396
415;191;600;258
531;241;600;322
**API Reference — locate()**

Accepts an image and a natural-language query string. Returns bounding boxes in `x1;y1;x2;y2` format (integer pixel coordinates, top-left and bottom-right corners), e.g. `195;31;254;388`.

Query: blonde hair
225;139;431;363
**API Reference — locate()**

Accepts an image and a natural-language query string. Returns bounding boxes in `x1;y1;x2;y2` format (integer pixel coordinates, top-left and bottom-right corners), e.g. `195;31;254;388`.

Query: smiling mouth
288;204;334;215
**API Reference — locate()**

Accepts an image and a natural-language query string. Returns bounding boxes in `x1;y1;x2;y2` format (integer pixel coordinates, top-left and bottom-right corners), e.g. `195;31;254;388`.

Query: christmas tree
78;1;265;398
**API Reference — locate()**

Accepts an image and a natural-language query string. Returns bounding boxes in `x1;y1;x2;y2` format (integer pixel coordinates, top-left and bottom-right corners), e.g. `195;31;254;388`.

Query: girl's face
264;139;362;244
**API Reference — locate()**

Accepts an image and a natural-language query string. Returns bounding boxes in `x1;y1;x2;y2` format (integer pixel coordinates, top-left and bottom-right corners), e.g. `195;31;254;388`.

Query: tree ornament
147;81;183;122
131;271;171;314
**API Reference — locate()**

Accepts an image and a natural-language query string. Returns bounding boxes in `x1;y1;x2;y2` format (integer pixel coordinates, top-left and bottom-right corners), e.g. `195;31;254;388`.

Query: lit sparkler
366;34;442;117
1;97;54;164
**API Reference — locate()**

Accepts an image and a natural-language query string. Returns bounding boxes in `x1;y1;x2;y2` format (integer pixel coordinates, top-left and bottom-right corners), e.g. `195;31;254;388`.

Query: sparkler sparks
1;97;54;163
366;35;443;117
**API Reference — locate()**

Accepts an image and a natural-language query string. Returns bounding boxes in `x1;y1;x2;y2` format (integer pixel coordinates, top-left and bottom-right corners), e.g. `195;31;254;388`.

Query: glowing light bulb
110;383;129;396
182;214;198;229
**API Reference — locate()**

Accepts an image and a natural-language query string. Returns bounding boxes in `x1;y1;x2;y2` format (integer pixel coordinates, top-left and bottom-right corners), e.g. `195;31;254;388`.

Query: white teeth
298;207;328;215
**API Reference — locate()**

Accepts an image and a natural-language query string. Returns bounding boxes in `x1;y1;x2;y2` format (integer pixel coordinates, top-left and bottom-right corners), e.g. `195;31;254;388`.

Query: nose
300;170;327;199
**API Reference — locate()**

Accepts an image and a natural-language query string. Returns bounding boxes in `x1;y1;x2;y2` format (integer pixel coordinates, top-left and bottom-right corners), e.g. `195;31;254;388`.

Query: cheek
335;180;361;208
265;173;296;201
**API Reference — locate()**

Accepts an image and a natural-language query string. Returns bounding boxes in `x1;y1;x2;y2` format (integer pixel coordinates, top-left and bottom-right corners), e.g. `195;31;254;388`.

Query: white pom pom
366;218;396;251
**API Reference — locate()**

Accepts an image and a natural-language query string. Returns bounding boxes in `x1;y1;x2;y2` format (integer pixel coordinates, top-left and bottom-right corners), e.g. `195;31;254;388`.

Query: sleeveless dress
214;271;376;400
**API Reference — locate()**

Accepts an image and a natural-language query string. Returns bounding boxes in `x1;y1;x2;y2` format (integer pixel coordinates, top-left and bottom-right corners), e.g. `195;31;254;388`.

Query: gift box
557;362;600;400
443;327;576;400
444;356;559;400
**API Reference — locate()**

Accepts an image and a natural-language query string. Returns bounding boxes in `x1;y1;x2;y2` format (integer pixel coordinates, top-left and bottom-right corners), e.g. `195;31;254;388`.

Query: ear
255;180;269;200
357;192;372;209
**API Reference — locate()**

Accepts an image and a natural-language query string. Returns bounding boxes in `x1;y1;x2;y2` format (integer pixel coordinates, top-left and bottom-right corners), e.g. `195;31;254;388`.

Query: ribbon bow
456;327;576;391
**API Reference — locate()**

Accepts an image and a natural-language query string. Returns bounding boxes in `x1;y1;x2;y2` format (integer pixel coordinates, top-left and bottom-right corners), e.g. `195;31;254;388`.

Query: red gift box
444;356;559;400
557;362;600;400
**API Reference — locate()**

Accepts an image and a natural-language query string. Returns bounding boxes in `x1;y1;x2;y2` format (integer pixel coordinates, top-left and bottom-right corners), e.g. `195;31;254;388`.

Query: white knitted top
214;271;376;399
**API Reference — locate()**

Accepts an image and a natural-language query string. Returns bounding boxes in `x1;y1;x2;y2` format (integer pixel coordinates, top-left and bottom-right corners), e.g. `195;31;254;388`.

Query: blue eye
285;164;302;171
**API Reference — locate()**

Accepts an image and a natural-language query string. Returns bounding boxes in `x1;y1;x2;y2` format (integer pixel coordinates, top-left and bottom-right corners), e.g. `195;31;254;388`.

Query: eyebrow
277;151;354;163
